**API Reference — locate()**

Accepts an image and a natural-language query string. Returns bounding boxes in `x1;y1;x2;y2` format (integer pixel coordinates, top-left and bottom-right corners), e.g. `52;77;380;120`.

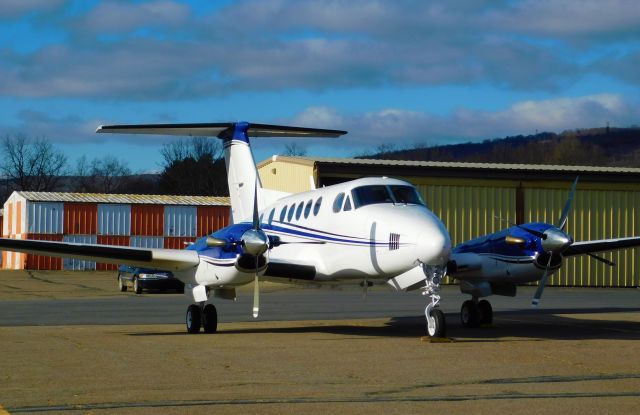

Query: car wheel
118;275;127;292
134;277;142;294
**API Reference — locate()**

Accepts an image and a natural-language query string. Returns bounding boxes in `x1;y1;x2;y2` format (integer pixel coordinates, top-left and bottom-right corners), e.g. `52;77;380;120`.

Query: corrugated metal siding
26;234;63;270
130;204;164;236
27;202;64;234
197;206;230;236
64;203;97;235
130;236;164;248
62;235;97;270
98;204;131;236
525;187;640;287
96;235;131;271
164;236;196;249
258;160;315;193
164;206;197;237
415;183;516;284
417;184;516;247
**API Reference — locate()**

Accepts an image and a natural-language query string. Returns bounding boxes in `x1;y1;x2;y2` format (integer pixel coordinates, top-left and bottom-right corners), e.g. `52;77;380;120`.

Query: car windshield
352;184;425;208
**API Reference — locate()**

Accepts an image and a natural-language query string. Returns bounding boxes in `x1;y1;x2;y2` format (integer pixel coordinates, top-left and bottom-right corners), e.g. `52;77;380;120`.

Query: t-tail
96;121;346;223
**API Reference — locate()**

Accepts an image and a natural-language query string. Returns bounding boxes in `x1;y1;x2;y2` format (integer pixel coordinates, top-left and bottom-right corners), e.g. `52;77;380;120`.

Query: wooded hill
361;127;640;167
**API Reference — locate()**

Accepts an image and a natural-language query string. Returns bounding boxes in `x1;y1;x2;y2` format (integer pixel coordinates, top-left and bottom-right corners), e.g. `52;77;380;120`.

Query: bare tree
73;155;132;193
159;137;227;196
0;135;67;199
282;142;307;157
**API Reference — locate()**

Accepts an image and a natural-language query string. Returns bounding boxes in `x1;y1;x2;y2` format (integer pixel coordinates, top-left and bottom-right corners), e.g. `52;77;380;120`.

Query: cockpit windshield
351;185;425;209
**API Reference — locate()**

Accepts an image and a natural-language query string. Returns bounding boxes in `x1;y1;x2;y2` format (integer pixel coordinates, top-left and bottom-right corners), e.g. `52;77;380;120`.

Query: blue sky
1;0;639;172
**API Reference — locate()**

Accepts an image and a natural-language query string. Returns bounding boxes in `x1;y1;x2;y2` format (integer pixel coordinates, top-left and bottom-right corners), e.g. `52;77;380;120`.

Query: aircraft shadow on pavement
126;307;640;341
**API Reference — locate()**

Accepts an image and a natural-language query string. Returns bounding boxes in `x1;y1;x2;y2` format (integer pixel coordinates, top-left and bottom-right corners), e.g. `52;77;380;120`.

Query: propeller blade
252;274;260;318
587;253;615;266
252;254;260;318
532;254;554;306
558;177;579;231
252;176;260;231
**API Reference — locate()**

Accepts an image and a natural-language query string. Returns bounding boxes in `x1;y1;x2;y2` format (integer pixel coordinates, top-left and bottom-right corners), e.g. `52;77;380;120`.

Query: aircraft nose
416;223;451;266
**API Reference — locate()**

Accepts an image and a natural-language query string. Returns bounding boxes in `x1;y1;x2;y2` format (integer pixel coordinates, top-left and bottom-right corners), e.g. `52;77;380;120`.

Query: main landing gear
460;298;493;328
186;303;218;334
422;264;447;338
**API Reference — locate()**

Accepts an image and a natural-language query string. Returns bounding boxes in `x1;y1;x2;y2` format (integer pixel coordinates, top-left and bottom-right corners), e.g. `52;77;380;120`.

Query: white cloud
72;0;191;34
0;0;65;19
290;94;640;150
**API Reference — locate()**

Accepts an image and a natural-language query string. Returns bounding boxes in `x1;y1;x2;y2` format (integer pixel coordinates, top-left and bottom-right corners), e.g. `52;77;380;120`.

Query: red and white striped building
1;192;230;271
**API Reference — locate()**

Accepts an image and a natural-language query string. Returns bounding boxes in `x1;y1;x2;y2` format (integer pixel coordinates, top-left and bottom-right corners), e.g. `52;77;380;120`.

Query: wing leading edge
0;238;199;272
563;237;640;257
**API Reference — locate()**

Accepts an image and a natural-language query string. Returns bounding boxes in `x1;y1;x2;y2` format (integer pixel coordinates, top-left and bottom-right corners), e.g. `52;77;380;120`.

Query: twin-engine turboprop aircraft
0;122;452;336
0;121;638;338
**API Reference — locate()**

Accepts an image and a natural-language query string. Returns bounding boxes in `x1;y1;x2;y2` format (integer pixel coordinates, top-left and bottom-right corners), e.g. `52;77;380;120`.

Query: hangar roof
260;156;640;174
259;156;640;183
13;191;230;206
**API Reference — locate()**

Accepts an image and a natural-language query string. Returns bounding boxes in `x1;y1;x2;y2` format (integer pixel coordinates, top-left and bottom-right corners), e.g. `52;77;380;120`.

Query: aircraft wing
0;237;200;272
563;237;640;257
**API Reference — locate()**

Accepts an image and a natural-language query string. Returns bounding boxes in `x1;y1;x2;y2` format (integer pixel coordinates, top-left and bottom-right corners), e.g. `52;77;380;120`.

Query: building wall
258;158;315;193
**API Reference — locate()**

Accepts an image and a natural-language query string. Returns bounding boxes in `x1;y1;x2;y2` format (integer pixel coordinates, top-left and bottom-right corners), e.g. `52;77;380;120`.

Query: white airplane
448;178;640;328
0;122;453;337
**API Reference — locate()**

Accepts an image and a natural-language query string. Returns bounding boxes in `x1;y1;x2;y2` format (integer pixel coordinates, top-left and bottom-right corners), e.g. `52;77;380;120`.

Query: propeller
530;177;578;306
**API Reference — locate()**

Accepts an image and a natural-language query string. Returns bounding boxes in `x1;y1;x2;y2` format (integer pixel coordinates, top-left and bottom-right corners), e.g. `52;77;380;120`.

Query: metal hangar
258;156;640;288
2;192;230;271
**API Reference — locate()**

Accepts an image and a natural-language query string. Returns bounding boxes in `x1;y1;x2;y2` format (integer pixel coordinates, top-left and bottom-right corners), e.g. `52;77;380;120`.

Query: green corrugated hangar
258;156;640;288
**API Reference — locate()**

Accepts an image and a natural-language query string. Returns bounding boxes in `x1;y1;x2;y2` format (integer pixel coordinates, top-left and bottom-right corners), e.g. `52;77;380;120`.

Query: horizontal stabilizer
96;122;347;138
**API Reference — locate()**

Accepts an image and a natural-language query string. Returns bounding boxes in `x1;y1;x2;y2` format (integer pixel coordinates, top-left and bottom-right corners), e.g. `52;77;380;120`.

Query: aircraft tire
202;304;218;334
427;308;446;338
133;277;142;294
460;300;480;328
186;305;202;334
118;275;127;292
478;300;493;325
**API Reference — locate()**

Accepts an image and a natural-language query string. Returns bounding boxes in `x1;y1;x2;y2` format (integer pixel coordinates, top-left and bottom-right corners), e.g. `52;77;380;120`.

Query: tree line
0;135;229;202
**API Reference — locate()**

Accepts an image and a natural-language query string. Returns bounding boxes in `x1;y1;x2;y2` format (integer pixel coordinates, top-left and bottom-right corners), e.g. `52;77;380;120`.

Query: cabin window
389;185;425;206
333;192;345;213
268;209;275;224
343;196;352;211
351;185;393;208
313;196;322;216
304;200;312;218
279;206;287;222
295;202;304;220
287;204;296;222
313;197;322;215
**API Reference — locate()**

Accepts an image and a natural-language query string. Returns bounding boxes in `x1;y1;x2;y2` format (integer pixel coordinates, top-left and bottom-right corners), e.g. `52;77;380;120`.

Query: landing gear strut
186;303;218;334
422;264;447;338
460;298;493;328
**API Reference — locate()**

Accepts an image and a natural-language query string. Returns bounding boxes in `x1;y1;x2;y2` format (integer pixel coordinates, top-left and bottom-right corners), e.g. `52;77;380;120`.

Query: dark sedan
117;266;184;294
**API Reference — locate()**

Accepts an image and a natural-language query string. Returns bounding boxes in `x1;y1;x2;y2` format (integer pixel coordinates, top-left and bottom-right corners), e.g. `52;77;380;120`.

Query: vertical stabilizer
222;122;261;223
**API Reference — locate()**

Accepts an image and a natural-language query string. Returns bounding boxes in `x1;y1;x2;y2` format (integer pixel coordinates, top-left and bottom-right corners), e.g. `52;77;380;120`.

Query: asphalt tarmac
1;271;639;414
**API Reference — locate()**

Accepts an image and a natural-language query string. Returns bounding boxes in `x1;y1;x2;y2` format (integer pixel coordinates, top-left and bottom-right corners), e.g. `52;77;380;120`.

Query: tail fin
97;121;346;223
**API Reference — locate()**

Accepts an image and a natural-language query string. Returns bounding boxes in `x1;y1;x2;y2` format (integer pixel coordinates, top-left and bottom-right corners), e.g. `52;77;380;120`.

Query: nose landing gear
422;264;447;338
